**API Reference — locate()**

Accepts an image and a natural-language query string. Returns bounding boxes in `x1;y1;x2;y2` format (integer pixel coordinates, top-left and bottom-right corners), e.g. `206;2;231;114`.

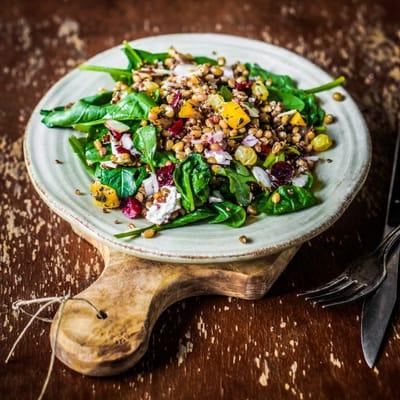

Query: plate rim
24;33;372;263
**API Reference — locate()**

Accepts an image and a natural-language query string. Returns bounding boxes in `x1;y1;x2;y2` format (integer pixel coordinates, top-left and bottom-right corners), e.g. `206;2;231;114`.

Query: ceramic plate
24;33;371;263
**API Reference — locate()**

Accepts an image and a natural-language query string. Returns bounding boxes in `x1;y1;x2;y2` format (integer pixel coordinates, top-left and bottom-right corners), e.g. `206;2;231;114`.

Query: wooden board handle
51;232;298;376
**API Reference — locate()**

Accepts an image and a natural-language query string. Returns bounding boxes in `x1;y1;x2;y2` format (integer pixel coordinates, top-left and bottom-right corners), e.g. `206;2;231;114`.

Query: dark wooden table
1;0;399;398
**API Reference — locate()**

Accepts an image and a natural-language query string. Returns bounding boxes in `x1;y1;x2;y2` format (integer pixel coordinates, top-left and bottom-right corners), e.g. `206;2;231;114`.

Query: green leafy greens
41;92;155;128
215;162;256;207
254;185;318;215
246;63;344;125
133;125;157;172
95;165;147;199
173;154;212;212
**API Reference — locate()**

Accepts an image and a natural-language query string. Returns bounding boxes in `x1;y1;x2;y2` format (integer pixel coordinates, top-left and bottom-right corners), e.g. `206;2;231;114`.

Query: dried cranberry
171;91;182;109
116;145;131;154
235;80;253;91
122;197;142;219
270;161;294;185
109;129;122;141
157;164;175;186
102;134;110;143
260;144;272;154
168;119;184;137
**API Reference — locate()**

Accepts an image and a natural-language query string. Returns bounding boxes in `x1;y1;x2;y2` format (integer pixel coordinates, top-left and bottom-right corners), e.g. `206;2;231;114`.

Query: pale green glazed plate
24;34;371;263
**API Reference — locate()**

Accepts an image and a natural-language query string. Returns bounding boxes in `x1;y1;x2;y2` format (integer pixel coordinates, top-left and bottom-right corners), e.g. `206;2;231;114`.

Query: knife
361;129;400;368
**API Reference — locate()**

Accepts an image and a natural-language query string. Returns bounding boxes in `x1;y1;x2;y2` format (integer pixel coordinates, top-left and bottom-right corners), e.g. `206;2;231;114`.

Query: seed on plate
247;205;258;215
114;219;122;224
163;105;175;118
239;235;248;244
128;223;136;229
292;133;301;143
75;189;83;196
211;66;223;76
210;143;221;151
306;131;315;141
324;114;335;124
142;228;156;239
217;56;226;66
102;208;110;213
271;142;282;154
211;165;220;173
55;159;64;164
172;141;184;152
271;192;281;204
332;92;345;101
194;143;204;153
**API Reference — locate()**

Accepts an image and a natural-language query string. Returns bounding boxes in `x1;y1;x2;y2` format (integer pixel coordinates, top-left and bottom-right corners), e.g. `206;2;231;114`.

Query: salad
40;41;345;240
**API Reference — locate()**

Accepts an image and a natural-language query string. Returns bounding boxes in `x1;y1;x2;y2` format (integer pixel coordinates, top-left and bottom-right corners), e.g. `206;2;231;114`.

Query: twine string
6;294;106;400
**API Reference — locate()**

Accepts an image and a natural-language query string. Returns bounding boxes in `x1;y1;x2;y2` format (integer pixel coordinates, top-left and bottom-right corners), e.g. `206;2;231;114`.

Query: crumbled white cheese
146;186;181;225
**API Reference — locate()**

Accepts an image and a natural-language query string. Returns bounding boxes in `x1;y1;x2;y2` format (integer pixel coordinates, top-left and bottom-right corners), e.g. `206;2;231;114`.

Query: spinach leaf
87;125;109;141
209;201;246;228
41;92;155;128
263;151;285;169
95;165;147;199
68;136;95;176
122;41;143;70
215;162;256;207
173;154;212;212
154;150;178;167
245;63;328;125
193;56;218;65
257;185;318;215
79;64;132;84
114;208;215;239
219;85;233;101
133;125;157;172
246;63;296;90
135;48;168;64
268;87;305;111
85;142;111;163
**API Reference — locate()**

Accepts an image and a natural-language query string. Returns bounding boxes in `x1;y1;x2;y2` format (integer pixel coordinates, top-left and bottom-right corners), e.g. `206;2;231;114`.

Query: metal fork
298;225;400;308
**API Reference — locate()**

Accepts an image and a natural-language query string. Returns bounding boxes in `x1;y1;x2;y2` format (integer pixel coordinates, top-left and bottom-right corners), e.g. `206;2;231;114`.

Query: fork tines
298;274;368;308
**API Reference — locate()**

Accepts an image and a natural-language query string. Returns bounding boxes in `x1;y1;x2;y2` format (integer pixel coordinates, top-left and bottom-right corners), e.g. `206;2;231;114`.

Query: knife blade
361;129;400;368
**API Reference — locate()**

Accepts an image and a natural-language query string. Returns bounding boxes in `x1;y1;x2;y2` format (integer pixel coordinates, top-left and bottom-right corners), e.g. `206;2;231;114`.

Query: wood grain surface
51;229;297;377
0;0;399;399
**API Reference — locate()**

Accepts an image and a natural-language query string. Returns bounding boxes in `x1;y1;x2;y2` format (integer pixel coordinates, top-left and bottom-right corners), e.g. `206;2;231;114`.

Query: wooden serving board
50;227;298;377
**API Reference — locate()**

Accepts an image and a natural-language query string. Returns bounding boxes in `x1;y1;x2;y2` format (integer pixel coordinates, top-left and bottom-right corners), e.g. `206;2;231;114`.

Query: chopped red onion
204;149;232;165
304;156;319;162
143;173;159;197
171;91;182;108
121;133;133;150
222;67;234;79
100;160;117;169
116;145;131;154
173;64;198;77
207;130;225;144
252;166;271;189
241;134;259;147
292;174;309;187
105;119;130;133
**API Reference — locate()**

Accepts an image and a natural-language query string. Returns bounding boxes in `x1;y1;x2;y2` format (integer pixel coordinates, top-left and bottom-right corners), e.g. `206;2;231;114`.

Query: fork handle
379;225;400;252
